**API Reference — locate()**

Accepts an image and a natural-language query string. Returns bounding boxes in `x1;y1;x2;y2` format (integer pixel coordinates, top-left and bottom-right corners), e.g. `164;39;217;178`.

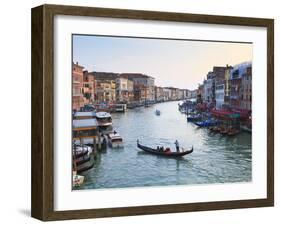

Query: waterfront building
190;89;197;99
178;89;185;100
188;89;198;102
155;86;165;102
163;87;172;101
182;89;190;99
169;87;178;100
202;66;227;107
120;73;155;102
91;72;118;103
186;89;192;99
229;72;241;109
229;62;252;109
203;72;214;103
96;80;116;103
213;66;227;107
72;62;85;111
215;82;225;109
197;84;204;103
179;89;190;100
224;65;233;108
116;77;134;103
240;65;252;110
163;87;178;100
213;66;227;83
83;71;95;105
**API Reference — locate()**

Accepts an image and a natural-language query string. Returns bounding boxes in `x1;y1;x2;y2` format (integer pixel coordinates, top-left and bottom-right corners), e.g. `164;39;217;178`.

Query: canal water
77;101;252;190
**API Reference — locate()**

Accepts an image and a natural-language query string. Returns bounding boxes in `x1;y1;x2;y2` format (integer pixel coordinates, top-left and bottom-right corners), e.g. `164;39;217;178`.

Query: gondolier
175;140;180;152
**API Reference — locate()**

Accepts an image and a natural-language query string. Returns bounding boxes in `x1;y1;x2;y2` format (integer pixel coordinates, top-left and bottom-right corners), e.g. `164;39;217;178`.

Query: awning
211;109;240;119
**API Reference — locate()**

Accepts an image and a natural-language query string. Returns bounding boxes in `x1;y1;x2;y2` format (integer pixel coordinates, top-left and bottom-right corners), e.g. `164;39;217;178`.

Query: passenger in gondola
160;146;164;152
175;140;180;152
157;146;160;151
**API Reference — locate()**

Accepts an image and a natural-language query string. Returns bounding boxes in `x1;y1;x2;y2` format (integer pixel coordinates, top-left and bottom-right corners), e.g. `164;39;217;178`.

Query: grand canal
78;101;252;190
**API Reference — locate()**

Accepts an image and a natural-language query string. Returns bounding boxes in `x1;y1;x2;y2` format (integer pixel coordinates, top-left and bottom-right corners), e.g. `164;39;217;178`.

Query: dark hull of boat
187;117;201;122
77;161;94;174
73;150;88;158
137;142;193;157
194;121;217;127
75;155;91;166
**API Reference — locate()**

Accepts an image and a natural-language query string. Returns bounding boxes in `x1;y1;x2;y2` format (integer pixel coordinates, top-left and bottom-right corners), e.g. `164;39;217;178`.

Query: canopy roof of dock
73;118;98;129
74;111;96;118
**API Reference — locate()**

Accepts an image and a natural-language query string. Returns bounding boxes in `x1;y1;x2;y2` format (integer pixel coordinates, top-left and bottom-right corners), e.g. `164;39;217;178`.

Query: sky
73;35;252;90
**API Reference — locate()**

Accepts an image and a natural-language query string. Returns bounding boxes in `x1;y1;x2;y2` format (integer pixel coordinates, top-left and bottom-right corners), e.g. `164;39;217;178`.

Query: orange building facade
72;62;84;111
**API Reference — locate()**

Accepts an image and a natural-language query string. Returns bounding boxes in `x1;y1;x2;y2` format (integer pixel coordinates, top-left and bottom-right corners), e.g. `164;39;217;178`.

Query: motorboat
107;132;124;148
96;111;113;134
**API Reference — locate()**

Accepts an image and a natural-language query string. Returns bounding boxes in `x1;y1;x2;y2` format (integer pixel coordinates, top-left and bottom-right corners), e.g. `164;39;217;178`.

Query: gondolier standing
175;140;180;152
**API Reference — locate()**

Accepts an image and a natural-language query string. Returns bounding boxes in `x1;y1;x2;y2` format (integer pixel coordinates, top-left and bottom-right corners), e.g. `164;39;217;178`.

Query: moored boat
137;140;193;157
220;127;228;134
76;160;94;174
194;119;217;127
107;131;124;148
96;111;112;126
75;155;91;166
227;128;240;136
209;126;220;132
73;149;89;158
187;114;201;122
96;111;113;134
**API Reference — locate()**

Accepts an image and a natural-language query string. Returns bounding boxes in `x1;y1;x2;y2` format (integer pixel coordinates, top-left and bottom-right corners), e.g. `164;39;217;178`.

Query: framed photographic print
31;4;274;221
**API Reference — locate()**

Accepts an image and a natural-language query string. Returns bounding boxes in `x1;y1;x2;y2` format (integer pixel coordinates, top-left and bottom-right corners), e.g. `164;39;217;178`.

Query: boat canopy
108;133;122;140
74;111;96;118
231;108;251;119
96;111;111;118
73;118;98;128
211;109;240;119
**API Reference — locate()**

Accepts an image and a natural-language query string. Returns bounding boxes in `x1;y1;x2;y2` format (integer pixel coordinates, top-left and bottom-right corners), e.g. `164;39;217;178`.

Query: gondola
137;140;193;157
